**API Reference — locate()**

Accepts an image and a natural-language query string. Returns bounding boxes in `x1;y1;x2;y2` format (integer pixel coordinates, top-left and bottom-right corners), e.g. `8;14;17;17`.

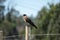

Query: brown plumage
23;14;37;29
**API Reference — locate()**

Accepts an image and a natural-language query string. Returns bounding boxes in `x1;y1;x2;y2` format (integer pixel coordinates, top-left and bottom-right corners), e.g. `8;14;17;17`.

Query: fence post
25;25;29;40
25;25;31;40
0;31;3;40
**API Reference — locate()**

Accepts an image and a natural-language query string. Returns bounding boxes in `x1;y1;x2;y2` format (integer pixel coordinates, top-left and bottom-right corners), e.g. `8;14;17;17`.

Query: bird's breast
24;19;26;22
23;16;27;22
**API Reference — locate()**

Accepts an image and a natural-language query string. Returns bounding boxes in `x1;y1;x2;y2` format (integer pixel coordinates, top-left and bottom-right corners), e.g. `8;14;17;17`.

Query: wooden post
0;31;3;40
25;25;29;40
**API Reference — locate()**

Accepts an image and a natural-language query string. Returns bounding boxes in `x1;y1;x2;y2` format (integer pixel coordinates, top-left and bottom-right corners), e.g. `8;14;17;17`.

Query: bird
23;14;37;29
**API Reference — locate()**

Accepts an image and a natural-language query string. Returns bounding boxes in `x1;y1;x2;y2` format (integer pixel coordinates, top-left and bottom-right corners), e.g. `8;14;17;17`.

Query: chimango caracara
23;14;37;29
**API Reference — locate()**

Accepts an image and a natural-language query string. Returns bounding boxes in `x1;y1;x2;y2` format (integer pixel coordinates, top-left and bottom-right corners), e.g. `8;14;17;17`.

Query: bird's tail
29;21;37;29
34;25;37;29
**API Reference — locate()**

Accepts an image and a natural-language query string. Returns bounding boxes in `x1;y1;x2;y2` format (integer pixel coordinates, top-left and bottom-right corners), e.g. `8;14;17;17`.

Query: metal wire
2;34;60;38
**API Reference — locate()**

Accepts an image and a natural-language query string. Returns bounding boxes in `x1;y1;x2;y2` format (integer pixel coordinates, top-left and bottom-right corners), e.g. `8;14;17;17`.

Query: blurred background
0;0;60;40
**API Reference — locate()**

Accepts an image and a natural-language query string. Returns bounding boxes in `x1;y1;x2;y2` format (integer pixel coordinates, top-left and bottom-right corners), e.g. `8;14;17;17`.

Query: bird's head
23;14;27;20
23;14;26;16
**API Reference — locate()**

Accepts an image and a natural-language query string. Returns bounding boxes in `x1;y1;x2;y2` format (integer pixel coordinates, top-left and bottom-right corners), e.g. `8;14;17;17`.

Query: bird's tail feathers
34;25;37;29
30;22;37;29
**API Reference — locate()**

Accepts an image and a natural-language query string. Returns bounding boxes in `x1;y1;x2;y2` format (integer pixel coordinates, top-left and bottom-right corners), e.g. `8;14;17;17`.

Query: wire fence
3;34;60;38
0;34;60;40
0;31;60;40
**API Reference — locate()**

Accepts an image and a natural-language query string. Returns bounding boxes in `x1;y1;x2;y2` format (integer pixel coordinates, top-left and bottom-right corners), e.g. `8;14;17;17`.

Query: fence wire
0;34;59;40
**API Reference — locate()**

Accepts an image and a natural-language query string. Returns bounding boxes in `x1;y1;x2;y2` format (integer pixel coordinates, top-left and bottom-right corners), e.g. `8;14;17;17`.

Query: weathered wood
0;31;3;40
25;26;29;40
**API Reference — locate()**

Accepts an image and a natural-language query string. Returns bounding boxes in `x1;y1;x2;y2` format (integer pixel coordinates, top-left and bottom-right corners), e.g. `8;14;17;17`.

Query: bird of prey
23;14;37;29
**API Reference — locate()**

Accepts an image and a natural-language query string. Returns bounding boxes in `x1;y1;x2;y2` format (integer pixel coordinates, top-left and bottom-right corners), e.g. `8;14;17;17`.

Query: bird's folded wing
26;18;37;29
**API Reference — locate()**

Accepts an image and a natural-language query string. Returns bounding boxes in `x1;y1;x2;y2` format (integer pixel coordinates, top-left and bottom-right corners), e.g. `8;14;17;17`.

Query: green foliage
6;11;12;22
31;3;60;40
0;0;60;40
0;6;5;23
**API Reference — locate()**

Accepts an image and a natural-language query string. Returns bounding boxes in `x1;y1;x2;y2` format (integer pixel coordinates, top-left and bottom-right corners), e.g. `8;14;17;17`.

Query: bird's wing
26;18;37;29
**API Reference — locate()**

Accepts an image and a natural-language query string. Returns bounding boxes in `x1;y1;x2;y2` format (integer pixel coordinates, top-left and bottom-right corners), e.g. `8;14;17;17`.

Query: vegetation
0;0;60;40
32;3;60;40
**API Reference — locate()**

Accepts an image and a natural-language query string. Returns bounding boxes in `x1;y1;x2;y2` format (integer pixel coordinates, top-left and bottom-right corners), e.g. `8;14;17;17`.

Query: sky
4;0;60;17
